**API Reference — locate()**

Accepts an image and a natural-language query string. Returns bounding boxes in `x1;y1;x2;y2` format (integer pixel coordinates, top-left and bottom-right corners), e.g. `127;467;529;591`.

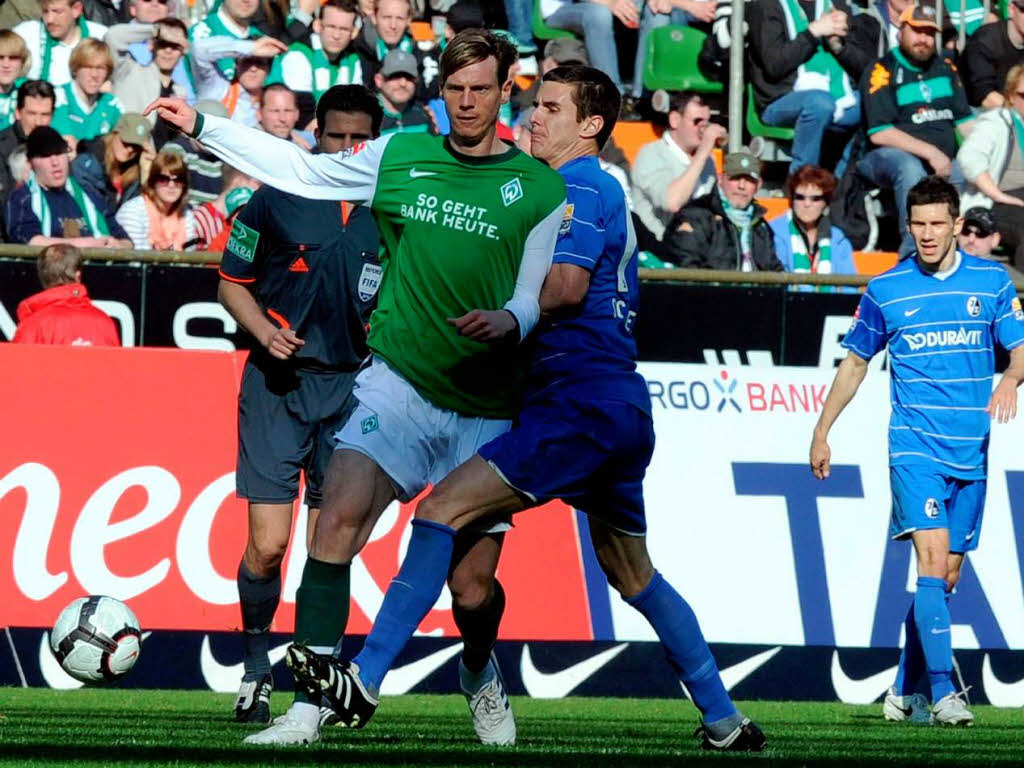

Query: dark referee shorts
236;357;358;507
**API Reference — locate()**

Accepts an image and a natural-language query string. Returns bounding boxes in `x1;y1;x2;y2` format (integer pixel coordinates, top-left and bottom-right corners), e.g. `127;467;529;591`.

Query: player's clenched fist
448;309;517;342
144;97;198;136
809;434;831;480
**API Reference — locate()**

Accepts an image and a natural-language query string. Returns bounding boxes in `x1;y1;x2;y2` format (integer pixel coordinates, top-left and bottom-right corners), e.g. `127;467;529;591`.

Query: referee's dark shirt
220;186;381;369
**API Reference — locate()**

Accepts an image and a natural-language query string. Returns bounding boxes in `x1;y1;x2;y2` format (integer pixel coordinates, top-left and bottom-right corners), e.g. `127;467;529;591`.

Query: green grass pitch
1;689;1022;767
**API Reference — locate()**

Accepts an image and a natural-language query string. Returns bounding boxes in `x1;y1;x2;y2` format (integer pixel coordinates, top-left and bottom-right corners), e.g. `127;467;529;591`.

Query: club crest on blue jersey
967;296;981;317
925;498;940;519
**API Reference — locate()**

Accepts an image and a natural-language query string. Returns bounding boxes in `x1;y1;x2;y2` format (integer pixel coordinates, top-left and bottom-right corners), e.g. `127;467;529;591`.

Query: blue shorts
478;396;655;535
889;464;986;553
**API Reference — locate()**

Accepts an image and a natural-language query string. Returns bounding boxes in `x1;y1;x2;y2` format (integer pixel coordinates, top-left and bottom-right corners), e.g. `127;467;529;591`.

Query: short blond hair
0;31;30;79
37;243;83;288
1005;64;1024;106
69;38;114;79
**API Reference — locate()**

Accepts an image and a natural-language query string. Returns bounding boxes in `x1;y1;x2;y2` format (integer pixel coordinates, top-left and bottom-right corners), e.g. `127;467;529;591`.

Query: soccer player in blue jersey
811;176;1024;726
285;64;767;753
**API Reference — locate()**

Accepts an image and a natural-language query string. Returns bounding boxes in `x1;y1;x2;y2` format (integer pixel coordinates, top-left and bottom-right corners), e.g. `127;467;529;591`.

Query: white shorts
335;356;512;504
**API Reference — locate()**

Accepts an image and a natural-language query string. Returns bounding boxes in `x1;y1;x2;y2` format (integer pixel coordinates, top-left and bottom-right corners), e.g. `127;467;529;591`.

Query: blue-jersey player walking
285;65;767;753
811;176;1024;726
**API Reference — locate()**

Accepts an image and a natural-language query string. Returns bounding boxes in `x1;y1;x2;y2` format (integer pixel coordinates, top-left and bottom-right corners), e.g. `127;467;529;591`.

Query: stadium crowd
1;0;1023;269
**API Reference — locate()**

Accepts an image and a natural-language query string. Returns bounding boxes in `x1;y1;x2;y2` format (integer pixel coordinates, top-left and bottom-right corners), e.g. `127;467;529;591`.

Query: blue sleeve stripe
861;291;881;307
900;375;992;383
842;341;876;359
553;250;596;263
893;402;989;411
890;425;986;441
1004;337;1024;350
854;319;885;335
565;183;600;195
869;268;915;282
572;217;606;232
996;310;1017;322
996;281;1013;295
902;319;987;330
966;265;1009;273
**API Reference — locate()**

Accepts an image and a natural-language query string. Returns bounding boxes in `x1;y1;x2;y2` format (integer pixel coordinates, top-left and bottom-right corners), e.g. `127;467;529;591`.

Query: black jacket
747;0;880;111
353;26;440;102
961;21;1024;107
0;121;27;209
662;192;783;272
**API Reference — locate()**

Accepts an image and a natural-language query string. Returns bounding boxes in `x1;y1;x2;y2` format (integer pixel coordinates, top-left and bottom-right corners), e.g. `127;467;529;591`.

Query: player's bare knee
415;490;460;526
246;537;287;575
448;572;492;611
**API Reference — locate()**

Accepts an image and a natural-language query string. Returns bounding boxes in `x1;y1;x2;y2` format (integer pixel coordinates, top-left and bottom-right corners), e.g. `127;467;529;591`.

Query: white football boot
461;654;516;745
882;687;932;724
243;703;320;745
931;690;974;727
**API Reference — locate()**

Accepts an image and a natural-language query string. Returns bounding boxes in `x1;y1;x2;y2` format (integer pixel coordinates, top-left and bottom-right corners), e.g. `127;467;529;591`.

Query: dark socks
237;561;281;681
292;556;351;703
453;579;506;675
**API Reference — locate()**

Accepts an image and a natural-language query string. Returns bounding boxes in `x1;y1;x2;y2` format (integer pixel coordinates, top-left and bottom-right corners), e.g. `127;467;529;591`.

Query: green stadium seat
746;84;795;141
532;0;577;41
642;26;723;93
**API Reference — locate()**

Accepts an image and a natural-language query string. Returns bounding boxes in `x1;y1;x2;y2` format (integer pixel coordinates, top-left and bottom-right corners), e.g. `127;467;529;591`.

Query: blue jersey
527;155;648;411
843;252;1024;479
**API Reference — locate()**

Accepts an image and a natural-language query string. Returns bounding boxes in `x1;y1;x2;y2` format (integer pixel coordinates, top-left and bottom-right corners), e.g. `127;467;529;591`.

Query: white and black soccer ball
50;596;142;684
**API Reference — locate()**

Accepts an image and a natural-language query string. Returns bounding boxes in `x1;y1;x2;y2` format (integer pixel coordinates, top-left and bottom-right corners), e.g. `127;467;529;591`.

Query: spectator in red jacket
12;242;120;345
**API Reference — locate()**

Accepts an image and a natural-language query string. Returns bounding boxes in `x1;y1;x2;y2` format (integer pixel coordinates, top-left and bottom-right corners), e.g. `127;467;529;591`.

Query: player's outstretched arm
144;98;385;202
988;345;1024;423
810;352;869;479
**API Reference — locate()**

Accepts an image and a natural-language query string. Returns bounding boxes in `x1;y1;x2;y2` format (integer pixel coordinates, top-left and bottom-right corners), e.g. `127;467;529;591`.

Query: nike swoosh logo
904;308;921;317
830;650;898;704
675;646;782;702
982;653;1024;707
39;631;151;690
930;627;950;635
200;635;291;693
521;643;628;698
379;642;463;695
409;168;438;179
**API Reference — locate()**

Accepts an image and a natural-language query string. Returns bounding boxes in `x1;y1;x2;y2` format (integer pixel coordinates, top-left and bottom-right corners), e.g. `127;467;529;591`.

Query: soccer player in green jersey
148;29;566;747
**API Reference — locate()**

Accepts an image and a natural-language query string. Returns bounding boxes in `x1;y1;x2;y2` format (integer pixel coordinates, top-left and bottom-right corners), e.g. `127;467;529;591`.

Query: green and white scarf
279;39;363;100
777;0;857;121
375;35;414;62
719;188;756;271
788;211;834;292
40;16;91;84
28;173;109;237
0;77;24;132
198;8;256;81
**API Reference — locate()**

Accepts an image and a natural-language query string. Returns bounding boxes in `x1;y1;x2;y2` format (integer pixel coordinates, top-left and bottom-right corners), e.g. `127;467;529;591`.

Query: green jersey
51;83;122;142
268;37;364;102
197;118;566;418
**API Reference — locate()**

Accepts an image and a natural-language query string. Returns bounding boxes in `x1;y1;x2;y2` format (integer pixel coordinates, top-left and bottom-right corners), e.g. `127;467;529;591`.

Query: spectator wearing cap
12;243;120;346
71;112;154;213
661;150;783;271
958;64;1024;268
3;126;130;247
51;39;123;148
115;149;199;250
444;2;487;44
0;31;31;134
961;1;1024;109
770;164;856;285
375;49;435;135
858;3;973;258
269;0;365;127
13;0;108;88
355;0;440;101
747;0;877;175
957;207;1001;259
0;80;55;204
631;91;727;247
106;18;195;144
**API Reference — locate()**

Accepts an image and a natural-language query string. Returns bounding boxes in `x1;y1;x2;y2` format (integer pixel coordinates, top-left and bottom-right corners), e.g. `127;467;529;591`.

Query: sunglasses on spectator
962;226;993;238
154;174;184;185
141;0;171;4
793;193;826;202
155;40;185;52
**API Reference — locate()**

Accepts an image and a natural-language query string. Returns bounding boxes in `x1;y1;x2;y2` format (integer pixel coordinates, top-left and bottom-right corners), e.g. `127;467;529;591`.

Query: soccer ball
50;596;142;684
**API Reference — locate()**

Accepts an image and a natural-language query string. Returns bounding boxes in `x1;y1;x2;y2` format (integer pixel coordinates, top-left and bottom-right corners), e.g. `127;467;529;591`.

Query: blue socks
914;576;955;701
626;572;736;724
353;519;456;693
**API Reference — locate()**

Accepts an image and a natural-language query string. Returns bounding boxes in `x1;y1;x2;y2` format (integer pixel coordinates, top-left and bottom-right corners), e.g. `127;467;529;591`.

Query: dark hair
440;29;517;87
668;90;703;116
320;0;359;16
907;175;960;219
17;80;56;110
316;84;384;137
154;17;188;38
785;165;838;204
261;82;297;107
541;65;621;149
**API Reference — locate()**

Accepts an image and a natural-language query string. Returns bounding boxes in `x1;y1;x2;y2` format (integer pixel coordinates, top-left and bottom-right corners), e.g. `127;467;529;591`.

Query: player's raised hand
986;378;1018;423
810;435;831;479
144;97;197;136
448;309;517;342
264;327;305;360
